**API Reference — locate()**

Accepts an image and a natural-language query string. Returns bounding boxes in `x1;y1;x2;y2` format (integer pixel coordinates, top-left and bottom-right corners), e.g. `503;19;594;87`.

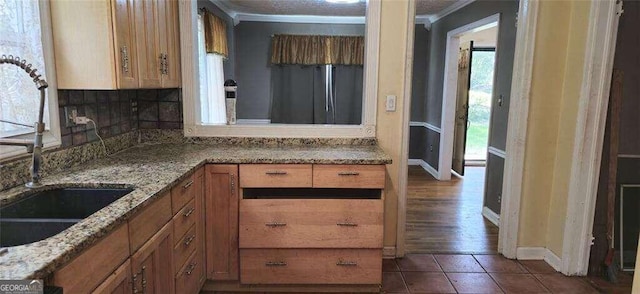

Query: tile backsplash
57;88;182;148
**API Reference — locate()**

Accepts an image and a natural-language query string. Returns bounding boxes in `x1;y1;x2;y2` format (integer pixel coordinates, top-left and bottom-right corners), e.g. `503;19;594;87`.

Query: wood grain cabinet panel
50;0;123;89
240;249;382;285
111;0;139;89
205;165;239;281
92;259;133;294
239;199;383;248
175;250;203;294
52;224;130;293
129;192;172;253
313;165;386;189
133;0;162;88
131;222;174;294
239;164;312;188
171;173;196;215
173;198;197;242
157;0;181;87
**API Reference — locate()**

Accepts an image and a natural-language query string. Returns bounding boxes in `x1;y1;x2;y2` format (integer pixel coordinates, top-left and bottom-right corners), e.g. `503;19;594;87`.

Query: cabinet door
92;259;132;294
158;0;181;88
134;0;163;88
131;222;174;294
205;165;239;280
112;0;139;88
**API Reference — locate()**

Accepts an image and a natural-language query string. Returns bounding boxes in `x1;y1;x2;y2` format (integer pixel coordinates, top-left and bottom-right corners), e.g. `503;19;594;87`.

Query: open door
452;41;473;176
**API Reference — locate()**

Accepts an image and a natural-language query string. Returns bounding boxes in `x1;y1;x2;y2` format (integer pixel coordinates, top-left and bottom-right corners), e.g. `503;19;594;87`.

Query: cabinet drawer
129;192;172;253
53;224;130;293
175;250;203;294
313;165;385;189
239;164;312;188
171;173;196;214
174;224;198;273
240;249;382;285
239;199;383;248
173;198;197;242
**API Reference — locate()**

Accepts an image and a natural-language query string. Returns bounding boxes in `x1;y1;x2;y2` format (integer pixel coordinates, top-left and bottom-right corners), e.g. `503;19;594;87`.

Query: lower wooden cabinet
205;164;239;281
93;260;133;294
240;249;382;285
131;221;174;294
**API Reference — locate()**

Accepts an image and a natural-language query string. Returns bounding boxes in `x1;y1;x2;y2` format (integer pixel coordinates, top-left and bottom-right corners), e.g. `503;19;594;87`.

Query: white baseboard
516;247;561;272
383;247;397;259
408;158;439;178
482;207;500;226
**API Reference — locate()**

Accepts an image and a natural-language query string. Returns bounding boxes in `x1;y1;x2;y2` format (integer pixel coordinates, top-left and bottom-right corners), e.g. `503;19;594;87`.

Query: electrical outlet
64;106;78;128
385;95;396;112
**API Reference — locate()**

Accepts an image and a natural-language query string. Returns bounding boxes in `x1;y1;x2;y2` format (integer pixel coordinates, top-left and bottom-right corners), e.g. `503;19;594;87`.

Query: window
197;13;226;124
0;0;60;159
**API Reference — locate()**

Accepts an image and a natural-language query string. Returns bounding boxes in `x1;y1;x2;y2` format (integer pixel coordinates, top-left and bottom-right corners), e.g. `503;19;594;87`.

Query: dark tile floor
383;254;633;293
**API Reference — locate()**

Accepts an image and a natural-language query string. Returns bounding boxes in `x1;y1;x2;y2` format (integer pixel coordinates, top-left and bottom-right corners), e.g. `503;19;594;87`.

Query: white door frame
438;14;500;181
398;0;539;258
560;0;621;276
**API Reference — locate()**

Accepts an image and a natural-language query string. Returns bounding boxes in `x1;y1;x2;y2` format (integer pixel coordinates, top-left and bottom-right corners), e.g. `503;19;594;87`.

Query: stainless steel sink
0;187;133;247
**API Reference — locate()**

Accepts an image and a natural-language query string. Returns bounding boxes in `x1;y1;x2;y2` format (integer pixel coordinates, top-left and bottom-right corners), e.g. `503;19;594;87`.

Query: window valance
270;34;364;65
202;10;228;57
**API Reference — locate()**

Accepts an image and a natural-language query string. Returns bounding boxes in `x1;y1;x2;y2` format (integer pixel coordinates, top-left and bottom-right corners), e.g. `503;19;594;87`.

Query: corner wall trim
409;121;442;133
482;207;500;226
408;159;439;179
383;247;397;259
516;247;562;272
487;146;507;159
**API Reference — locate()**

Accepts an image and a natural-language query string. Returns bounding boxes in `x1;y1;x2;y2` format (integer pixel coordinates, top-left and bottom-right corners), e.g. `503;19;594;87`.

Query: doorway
451;22;498;176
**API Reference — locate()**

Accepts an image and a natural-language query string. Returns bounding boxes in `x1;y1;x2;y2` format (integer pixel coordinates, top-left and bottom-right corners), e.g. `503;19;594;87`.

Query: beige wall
375;0;411;247
517;0;591;256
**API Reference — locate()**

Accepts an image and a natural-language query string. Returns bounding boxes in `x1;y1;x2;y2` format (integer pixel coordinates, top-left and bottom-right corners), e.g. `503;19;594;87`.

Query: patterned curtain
203;10;228;57
0;0;49;136
270;35;364;66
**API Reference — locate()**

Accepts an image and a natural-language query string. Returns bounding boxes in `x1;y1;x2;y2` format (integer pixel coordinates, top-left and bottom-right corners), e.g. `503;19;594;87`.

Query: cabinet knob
337;222;358;227
338;171;360;176
120;46;129;73
183;207;195;217
265;170;288;175
265;222;287;227
265;261;287;267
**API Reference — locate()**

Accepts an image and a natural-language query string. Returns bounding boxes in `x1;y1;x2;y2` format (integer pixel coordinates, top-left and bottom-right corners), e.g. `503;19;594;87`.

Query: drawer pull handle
184;234;196;246
338;172;360;176
265;171;288;175
182;180;194;189
265;222;287;227
185;262;197;275
265;261;287;267
183;207;195;217
337;261;358;266
337;222;358;227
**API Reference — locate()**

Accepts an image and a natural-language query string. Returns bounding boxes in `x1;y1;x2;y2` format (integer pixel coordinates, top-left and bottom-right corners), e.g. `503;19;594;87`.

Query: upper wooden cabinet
51;0;180;90
134;0;181;88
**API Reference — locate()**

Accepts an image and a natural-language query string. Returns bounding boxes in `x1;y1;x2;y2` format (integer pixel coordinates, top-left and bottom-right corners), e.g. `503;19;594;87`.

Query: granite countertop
0;143;391;280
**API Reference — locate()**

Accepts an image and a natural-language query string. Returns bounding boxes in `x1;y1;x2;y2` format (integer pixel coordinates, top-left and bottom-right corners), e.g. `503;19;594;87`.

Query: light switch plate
385;95;396;112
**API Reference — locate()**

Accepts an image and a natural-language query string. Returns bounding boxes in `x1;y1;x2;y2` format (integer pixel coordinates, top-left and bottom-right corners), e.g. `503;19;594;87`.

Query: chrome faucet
0;54;49;188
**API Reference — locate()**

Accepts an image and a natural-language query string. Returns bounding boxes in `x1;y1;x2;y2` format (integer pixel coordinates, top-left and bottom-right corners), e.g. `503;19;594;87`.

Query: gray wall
234;22;365;119
408;126;440;171
411;25;430;122
483;153;504;213
424;0;518;151
198;1;236;80
590;0;640;275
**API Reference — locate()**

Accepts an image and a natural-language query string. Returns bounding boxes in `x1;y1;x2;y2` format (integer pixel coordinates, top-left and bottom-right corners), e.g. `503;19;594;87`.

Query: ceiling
459;25;498;47
217;0;462;17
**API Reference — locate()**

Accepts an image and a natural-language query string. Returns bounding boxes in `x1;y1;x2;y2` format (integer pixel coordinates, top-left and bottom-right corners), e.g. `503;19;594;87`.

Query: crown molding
234;13;365;25
426;0;476;24
415;16;431;30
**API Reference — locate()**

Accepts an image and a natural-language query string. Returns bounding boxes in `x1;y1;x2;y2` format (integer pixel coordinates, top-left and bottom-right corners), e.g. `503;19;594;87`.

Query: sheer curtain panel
198;13;226;124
